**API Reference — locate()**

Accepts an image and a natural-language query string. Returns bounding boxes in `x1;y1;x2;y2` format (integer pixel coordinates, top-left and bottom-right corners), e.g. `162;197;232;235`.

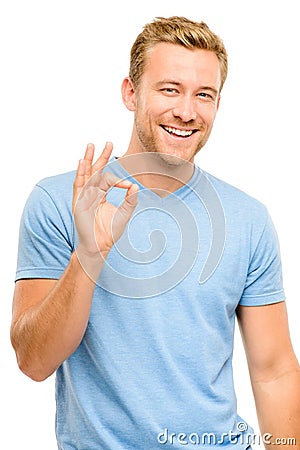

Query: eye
197;92;216;102
198;92;212;99
160;87;179;95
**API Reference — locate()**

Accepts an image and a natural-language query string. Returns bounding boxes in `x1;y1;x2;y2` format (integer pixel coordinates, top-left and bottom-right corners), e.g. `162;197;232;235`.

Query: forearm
11;250;104;381
253;367;300;448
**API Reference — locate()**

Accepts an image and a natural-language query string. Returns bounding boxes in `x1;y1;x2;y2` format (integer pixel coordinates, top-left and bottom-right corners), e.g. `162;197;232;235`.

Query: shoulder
17;171;76;279
200;169;269;224
23;170;76;227
31;170;76;212
36;170;76;200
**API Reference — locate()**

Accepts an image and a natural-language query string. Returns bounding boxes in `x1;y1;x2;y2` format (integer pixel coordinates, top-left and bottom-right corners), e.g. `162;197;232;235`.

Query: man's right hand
11;141;139;380
73;142;139;263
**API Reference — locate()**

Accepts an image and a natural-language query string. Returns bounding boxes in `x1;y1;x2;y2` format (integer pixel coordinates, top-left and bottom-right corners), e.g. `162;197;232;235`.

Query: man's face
126;43;221;164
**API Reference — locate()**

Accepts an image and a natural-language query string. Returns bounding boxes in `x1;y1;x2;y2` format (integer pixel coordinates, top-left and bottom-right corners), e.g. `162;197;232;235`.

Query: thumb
119;183;139;216
111;184;139;241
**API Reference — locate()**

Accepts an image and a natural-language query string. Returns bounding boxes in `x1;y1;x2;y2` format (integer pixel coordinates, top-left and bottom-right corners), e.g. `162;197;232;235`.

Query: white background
1;0;299;448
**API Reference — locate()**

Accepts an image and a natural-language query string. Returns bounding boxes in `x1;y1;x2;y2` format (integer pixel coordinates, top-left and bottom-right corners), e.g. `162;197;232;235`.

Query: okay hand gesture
73;142;139;262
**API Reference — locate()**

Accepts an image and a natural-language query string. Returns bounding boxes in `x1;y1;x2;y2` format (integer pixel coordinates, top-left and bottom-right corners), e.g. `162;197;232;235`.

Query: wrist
74;245;108;283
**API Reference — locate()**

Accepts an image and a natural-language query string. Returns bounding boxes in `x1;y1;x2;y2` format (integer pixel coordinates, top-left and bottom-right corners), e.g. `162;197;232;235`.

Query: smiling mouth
161;125;197;138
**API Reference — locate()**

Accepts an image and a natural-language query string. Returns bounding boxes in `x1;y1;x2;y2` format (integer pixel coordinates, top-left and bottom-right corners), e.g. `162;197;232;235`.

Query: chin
154;145;199;166
151;151;189;167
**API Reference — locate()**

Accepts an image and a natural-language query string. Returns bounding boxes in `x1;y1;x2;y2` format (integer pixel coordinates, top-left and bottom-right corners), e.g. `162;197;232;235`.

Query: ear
121;77;136;111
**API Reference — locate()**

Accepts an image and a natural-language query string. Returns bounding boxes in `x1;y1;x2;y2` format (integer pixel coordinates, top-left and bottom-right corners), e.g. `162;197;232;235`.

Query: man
11;16;300;449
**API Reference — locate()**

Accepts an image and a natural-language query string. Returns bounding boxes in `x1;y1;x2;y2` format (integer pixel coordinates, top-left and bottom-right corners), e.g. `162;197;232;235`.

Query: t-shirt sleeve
239;211;285;306
15;184;74;281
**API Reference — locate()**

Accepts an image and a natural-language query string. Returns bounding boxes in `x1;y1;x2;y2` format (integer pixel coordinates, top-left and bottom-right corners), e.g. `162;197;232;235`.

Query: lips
161;125;197;138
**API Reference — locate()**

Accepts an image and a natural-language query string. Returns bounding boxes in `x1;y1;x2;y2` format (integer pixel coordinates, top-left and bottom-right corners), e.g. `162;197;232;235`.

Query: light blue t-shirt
16;158;285;449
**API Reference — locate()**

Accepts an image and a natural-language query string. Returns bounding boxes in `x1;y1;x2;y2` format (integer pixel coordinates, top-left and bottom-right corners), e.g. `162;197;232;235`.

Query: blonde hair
129;16;228;91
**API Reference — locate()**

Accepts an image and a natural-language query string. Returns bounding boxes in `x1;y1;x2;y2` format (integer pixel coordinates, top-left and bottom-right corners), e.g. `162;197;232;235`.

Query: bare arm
11;142;138;381
11;255;98;381
237;301;300;448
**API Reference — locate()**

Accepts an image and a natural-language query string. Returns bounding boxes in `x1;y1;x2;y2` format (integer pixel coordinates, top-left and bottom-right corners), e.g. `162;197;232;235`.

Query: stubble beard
134;117;206;168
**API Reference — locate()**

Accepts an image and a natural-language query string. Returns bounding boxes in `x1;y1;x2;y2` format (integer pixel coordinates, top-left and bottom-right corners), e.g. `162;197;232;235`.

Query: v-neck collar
108;156;203;202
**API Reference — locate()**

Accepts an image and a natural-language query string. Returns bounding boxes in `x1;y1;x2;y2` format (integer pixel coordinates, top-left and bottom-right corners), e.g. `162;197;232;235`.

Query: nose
172;96;197;122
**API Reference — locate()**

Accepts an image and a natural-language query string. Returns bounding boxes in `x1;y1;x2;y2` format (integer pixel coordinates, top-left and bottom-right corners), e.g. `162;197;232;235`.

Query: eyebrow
156;80;181;86
155;80;219;95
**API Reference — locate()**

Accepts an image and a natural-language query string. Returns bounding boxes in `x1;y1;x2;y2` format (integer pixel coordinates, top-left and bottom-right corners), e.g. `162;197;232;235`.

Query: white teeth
164;126;193;137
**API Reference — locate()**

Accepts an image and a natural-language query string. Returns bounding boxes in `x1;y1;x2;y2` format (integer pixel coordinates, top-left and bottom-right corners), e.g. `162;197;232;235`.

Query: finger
83;143;95;182
97;172;133;191
73;159;86;190
72;159;86;212
84;143;95;162
92;141;113;175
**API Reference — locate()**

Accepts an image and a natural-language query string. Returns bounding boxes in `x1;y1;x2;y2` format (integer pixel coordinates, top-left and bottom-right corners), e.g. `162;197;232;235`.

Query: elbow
14;349;53;382
251;356;300;385
17;358;53;382
11;332;54;382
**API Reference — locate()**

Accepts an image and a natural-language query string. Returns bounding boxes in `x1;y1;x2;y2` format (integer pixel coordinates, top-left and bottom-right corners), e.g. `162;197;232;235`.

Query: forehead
142;42;221;90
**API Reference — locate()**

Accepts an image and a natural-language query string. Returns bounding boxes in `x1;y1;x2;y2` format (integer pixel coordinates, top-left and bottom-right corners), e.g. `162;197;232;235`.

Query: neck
118;151;195;197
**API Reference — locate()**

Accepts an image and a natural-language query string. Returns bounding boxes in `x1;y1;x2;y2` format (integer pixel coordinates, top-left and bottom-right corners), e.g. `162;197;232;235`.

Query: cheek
197;105;218;125
136;103;165;124
147;92;176;116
